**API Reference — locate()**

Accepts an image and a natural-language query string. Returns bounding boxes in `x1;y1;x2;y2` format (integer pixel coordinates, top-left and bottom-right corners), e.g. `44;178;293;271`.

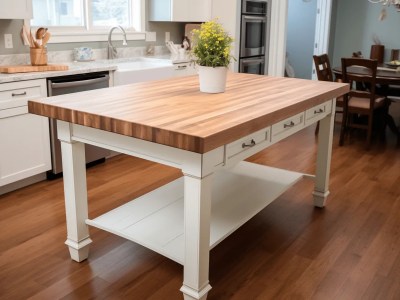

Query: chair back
341;57;378;107
391;49;399;61
313;54;334;82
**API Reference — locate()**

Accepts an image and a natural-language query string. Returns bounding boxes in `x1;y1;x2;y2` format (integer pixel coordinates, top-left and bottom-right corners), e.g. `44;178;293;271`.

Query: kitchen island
28;72;348;300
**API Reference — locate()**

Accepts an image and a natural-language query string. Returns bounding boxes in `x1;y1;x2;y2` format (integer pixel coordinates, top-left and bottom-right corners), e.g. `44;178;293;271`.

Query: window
29;0;145;43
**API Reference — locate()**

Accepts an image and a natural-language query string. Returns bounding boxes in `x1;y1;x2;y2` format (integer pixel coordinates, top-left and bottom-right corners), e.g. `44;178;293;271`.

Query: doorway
286;0;318;79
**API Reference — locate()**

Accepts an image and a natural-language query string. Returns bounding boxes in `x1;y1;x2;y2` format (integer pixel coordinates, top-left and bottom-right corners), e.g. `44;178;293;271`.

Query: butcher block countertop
28;72;349;153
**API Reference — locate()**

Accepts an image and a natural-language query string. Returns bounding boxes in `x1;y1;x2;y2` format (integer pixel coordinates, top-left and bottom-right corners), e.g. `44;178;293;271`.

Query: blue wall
332;0;400;67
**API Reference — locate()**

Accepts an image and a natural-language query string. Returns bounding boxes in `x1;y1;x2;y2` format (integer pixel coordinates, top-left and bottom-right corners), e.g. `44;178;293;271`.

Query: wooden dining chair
339;58;388;149
390;49;399;61
313;54;344;134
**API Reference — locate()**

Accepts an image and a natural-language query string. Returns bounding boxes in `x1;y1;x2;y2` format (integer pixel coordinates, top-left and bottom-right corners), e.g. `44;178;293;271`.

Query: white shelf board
86;161;305;265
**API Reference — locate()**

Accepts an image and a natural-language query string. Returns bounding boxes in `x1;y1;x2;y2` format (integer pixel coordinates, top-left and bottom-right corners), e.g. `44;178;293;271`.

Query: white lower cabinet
0;79;51;187
173;62;198;77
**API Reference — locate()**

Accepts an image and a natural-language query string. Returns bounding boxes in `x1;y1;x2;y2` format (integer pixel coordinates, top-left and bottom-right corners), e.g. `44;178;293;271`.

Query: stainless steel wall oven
242;0;268;15
239;0;271;75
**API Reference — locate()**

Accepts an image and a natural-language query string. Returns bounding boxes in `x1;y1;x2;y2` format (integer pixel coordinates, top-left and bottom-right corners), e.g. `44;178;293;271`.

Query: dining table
332;64;400;86
332;64;400;139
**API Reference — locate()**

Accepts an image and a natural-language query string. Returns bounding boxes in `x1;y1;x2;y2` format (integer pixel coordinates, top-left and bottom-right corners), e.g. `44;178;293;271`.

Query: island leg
313;101;336;207
58;121;92;262
180;173;213;300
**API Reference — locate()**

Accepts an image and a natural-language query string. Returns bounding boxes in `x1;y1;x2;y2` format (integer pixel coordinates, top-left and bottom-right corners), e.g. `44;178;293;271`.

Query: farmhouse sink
113;58;175;86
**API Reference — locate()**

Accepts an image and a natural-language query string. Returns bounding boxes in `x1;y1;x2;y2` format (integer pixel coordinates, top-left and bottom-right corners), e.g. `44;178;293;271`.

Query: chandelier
368;0;400;20
368;0;400;10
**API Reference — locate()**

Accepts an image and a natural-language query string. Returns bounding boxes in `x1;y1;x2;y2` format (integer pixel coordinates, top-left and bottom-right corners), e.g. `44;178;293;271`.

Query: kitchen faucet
107;25;128;59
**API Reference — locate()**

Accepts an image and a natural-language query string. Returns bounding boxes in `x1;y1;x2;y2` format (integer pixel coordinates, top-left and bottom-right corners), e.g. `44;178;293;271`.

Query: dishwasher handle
50;74;110;90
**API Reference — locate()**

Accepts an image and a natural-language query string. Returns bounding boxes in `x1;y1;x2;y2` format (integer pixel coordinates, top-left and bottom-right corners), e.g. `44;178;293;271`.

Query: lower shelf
86;161;305;264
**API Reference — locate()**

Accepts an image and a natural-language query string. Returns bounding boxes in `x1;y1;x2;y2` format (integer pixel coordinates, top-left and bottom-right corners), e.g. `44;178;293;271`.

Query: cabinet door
188;0;211;22
0;79;50;187
0;111;51;186
171;0;188;21
174;63;198;77
0;0;32;19
150;0;210;22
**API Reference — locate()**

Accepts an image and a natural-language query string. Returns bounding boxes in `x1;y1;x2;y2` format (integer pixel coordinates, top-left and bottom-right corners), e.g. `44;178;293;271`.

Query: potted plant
191;19;235;93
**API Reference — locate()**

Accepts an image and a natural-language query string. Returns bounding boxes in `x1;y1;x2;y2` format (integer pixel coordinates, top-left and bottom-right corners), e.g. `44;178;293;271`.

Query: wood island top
28;72;349;153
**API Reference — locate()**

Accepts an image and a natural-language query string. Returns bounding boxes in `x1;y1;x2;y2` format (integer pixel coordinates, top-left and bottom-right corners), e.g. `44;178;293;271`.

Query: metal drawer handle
12;91;27;97
177;65;187;69
242;139;256;148
314;108;324;114
283;121;295;128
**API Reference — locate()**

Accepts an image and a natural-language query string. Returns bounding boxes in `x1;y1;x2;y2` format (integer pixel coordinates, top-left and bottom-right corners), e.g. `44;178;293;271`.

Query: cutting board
0;64;69;74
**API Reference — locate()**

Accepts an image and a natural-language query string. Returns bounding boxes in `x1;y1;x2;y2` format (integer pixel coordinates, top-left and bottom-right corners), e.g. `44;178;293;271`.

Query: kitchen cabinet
0;79;51;187
0;0;32;19
173;62;197;77
149;0;211;22
211;0;241;72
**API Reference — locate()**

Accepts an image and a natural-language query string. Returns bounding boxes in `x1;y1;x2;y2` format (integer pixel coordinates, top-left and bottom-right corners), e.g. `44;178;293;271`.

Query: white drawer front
305;100;332;125
0;106;28;119
0;79;46;110
226;128;269;159
271;112;304;143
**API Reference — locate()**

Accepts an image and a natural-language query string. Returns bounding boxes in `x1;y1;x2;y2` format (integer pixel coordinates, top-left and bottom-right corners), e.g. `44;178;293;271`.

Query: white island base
86;162;306;265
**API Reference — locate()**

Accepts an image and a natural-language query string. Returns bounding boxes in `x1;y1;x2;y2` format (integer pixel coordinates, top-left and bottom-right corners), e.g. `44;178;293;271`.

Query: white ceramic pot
198;66;228;93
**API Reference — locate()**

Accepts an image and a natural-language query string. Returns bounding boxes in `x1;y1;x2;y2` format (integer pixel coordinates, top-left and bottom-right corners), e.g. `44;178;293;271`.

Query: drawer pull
12;91;27;97
314;108;324;114
242;139;256;148
177;65;187;69
283;121;295;128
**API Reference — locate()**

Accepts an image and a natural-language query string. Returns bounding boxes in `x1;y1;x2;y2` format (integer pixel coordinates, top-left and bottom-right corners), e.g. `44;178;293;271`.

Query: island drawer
226;127;270;159
271;112;304;143
305;100;332;125
0;79;46;110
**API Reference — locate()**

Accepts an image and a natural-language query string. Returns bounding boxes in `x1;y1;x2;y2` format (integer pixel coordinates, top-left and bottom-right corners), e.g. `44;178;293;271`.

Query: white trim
48;31;146;43
311;0;333;80
268;0;288;77
26;0;146;44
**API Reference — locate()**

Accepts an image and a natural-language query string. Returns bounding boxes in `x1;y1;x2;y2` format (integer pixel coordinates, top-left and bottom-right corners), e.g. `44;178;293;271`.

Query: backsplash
0;45;169;65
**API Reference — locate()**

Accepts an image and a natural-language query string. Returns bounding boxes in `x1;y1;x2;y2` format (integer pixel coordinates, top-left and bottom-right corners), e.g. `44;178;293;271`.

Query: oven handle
50;74;110;89
241;57;265;65
242;15;267;21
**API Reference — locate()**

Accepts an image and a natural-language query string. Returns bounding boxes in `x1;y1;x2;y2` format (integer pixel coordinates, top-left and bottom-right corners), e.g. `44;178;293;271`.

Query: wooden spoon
35;27;46;39
22;25;34;47
20;28;30;46
42;32;51;47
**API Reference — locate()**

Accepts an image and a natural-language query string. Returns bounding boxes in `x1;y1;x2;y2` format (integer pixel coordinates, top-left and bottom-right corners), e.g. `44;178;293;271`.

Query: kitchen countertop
28;72;349;153
0;55;192;84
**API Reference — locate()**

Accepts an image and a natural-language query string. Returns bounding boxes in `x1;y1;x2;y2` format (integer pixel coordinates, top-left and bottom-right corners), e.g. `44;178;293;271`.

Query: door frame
268;0;332;78
312;0;333;79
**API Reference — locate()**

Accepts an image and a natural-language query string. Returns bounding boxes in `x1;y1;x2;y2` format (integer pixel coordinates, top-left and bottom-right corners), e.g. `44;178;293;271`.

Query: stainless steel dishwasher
47;71;111;178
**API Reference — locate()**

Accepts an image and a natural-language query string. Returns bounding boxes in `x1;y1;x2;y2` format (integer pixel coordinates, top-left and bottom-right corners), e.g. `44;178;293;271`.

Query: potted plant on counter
191;19;235;93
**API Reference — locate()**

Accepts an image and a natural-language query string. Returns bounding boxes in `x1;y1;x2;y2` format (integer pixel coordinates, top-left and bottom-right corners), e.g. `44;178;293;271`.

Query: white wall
286;0;317;79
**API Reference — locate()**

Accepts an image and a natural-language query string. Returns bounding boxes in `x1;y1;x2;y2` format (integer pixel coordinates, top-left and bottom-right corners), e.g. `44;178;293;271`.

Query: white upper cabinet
0;0;32;19
149;0;211;22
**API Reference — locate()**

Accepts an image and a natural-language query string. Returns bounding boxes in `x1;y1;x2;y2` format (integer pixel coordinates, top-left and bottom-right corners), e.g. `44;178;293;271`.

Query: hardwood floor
0;125;399;300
